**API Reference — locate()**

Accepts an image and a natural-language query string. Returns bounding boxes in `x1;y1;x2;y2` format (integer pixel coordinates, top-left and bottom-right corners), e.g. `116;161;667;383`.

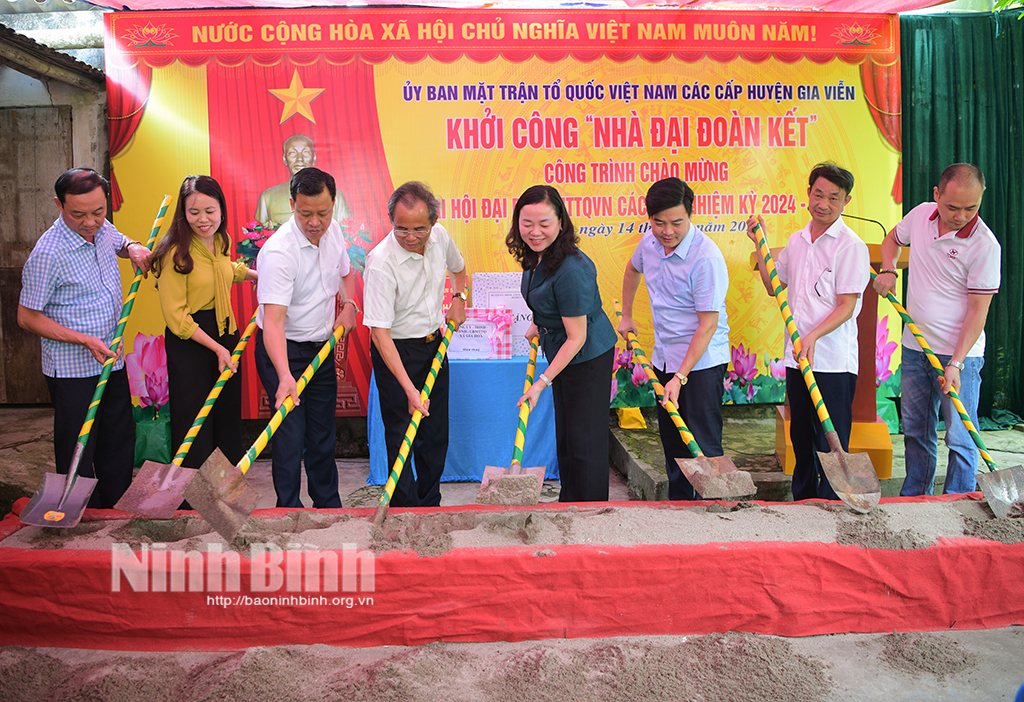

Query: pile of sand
0;633;830;702
3;499;1019;556
877;632;979;681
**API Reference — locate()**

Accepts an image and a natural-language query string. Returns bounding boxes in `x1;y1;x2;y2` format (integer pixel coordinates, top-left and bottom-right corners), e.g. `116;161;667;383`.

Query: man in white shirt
748;162;869;501
363;181;467;507
254;167;357;508
873;163;1000;495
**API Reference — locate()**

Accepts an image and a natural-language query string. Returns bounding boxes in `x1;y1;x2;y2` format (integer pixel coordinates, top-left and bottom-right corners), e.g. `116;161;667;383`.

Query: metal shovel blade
182;449;260;542
477;465;545;505
977;465;1024;519
817;434;880;514
677;455;756;500
19;472;98;528
114;461;197;519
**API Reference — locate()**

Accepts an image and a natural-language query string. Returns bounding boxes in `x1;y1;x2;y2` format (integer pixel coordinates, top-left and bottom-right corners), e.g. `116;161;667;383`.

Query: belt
395;330;441;344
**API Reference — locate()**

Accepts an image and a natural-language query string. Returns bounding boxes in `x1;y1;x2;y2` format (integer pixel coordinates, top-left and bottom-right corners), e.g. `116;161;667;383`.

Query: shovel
871;268;1024;518
114;309;259;519
752;224;880;513
183;323;347;542
477;336;546;505
614;302;756;499
20;195;172;529
372;322;455;527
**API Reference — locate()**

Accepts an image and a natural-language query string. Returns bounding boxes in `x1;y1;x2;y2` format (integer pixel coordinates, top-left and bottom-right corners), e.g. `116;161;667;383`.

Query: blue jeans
900;347;983;496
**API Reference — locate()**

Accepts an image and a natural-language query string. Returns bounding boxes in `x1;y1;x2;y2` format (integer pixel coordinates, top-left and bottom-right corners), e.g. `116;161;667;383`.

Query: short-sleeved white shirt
894;203;1001;357
775;216;869;373
362;224;465;339
255;217;351;342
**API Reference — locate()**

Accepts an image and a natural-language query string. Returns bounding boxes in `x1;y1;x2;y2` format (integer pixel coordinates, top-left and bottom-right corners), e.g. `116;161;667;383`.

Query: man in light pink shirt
874;163;1000;495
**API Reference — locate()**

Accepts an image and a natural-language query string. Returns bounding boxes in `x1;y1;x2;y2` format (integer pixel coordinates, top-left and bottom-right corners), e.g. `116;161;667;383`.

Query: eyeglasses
394;227;431;238
814;267;832;298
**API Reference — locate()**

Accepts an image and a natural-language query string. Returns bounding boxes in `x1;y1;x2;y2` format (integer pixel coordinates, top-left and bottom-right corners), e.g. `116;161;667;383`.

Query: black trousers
551;347;614;503
655;363;727;500
46;369;135;509
254;330;341;509
371;336;449;508
786;367;857;501
165;309;242;469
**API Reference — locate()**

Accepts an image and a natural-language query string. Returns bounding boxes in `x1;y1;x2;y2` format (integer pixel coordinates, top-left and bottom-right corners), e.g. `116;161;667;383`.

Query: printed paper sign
447;307;513;360
473;272;532;356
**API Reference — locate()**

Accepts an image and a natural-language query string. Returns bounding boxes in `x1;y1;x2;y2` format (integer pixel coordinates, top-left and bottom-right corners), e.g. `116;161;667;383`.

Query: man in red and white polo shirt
874;163;1001;495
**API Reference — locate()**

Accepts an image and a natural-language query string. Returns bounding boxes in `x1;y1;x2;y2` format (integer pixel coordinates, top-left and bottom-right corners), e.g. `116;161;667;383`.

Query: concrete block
609;426;669;501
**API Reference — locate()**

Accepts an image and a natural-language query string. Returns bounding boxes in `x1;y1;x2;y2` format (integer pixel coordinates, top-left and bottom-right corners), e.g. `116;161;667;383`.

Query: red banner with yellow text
105;8;902;418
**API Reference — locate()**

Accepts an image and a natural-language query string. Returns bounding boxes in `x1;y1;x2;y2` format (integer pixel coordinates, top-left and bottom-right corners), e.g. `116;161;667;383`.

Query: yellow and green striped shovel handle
171;309;259;466
377;322;456;508
613;301;705;458
870;268;998;472
77;195;171;449
752;223;837;435
510;336;540;466
237;323;346;476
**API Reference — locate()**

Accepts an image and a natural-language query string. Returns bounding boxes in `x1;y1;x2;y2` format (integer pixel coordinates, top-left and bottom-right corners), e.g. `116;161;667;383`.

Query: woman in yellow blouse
152;175;257;468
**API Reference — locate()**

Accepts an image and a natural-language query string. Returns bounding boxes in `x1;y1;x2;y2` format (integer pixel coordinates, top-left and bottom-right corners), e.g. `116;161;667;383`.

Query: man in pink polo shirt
874;163;1001;496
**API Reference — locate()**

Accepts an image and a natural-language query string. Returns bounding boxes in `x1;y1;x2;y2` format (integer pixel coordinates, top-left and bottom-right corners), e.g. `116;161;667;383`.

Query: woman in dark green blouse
506;185;617;502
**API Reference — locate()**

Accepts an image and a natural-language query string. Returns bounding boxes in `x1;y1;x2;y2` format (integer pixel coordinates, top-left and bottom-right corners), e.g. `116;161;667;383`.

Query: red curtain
206;57;395;418
860;58;903;204
106;63;152;211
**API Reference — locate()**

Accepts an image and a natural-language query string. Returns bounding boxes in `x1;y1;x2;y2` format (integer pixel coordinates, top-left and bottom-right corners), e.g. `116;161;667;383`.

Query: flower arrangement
609;347;657;409
126;333;169;412
235;221;273;268
340;218;374;274
236;218;376;274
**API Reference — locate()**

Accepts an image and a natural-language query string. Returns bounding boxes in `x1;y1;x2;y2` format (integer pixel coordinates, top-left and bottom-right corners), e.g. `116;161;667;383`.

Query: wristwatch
451;291;467;301
947;360;965;372
674;372;688;386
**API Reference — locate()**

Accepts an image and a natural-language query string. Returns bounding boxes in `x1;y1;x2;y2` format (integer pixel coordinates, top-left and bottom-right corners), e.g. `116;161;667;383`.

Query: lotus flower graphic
727;343;758;385
126;333;169;408
630;362;649;388
876;316;898;387
123;22;178;48
832;23;881;47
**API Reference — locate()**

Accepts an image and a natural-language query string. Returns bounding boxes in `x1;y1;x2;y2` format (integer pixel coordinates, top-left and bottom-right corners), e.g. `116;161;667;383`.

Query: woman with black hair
152;175;257;468
506;185;617;502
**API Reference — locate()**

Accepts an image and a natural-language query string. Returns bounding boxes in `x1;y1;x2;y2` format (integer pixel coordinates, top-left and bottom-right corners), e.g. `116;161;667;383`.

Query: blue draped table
367;359;560;484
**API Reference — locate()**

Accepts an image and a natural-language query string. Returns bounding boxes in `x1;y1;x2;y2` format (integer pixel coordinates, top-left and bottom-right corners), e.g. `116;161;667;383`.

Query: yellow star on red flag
269;70;325;124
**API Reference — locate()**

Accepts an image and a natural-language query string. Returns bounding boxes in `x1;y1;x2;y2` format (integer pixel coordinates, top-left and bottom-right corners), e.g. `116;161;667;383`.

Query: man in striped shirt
18;168;152;508
873;163;1001;496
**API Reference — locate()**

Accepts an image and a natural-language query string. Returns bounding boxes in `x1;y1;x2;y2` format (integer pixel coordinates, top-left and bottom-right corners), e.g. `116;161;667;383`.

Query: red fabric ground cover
1;495;1020;651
